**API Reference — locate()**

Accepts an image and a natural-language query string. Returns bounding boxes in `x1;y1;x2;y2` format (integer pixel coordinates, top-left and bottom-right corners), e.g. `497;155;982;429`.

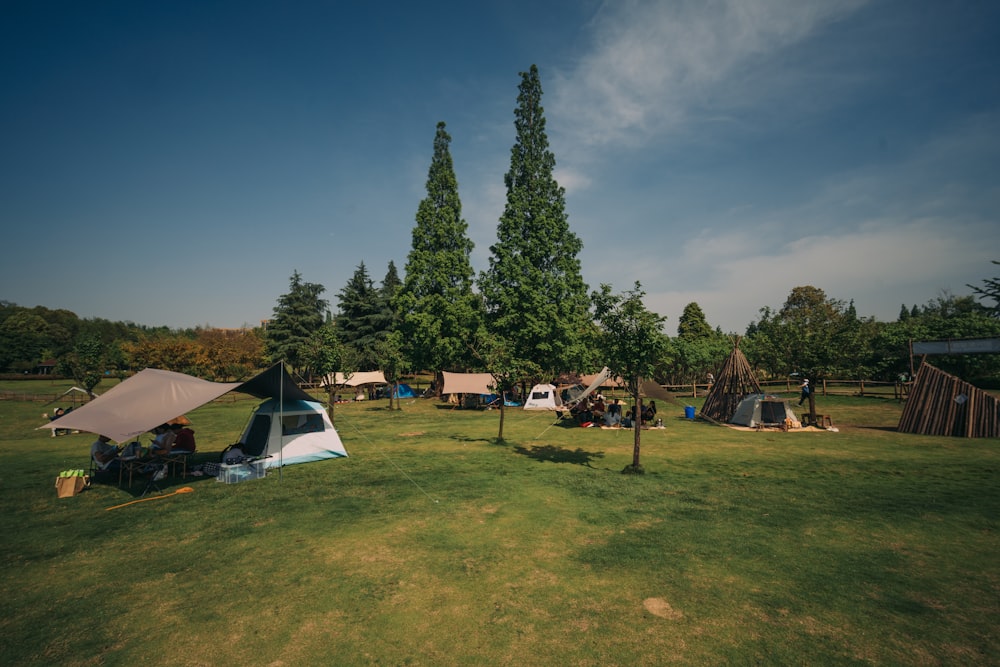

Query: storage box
217;460;266;484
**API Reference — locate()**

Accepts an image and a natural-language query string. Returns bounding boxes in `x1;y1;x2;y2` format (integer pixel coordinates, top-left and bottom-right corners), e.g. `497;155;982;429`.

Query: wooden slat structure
898;361;1000;438
700;339;762;423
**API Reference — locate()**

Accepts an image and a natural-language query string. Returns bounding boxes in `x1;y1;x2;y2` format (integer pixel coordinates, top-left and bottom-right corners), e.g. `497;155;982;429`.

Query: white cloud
551;0;869;150
576;109;1000;333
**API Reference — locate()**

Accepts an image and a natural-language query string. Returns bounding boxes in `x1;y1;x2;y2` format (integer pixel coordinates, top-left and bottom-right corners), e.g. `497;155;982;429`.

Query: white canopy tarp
580;370;622;388
441;371;495;396
324;371;387;387
564;367;612;407
37;369;241;443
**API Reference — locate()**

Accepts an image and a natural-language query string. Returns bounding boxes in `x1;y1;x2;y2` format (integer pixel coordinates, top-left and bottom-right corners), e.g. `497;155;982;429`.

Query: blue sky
3;0;998;334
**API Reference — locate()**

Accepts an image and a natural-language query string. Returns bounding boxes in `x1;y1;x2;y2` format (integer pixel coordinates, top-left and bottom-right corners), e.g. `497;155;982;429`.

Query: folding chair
139;463;168;497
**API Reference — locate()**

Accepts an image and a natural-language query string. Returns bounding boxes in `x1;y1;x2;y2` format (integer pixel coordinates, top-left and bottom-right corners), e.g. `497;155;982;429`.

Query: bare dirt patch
643;597;683;620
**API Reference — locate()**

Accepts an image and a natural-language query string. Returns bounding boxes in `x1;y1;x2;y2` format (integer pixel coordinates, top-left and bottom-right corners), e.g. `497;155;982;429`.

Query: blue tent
484;393;522;407
391;383;417;398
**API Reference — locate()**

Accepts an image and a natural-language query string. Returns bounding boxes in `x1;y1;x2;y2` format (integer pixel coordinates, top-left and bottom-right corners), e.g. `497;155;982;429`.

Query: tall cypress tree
479;65;591;378
374;260;402;340
397;121;481;375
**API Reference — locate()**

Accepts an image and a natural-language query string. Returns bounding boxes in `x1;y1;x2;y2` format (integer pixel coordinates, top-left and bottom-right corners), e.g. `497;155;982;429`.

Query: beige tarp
441;371;495;396
325;371;387;387
37;368;241;443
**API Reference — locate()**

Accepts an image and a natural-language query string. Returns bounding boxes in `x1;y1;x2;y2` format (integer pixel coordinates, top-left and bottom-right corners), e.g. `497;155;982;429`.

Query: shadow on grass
513;443;605;467
449;434;493;444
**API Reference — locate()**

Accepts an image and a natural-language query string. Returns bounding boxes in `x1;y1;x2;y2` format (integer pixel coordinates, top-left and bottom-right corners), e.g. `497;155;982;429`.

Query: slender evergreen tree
335;262;383;368
677;302;713;340
374;260;402;340
479;65;591;378
397;121;481;377
265;270;329;372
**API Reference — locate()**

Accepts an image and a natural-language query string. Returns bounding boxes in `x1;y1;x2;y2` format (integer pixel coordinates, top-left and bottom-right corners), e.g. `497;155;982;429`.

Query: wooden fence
663;379;908;400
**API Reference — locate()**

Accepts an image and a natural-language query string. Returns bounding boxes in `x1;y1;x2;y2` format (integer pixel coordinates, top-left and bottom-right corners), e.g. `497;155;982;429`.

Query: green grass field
1;382;998;666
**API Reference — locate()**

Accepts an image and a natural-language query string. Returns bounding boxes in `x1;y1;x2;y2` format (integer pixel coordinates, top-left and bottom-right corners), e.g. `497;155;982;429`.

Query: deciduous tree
592;282;668;474
301;323;356;424
58;334;109;396
968;260;1000;318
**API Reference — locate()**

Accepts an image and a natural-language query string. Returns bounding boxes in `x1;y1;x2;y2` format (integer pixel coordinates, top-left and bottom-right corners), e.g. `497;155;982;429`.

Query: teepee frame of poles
700;338;762;424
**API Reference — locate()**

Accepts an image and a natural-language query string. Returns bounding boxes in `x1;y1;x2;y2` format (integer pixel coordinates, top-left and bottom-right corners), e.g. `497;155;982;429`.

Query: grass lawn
1;385;998;666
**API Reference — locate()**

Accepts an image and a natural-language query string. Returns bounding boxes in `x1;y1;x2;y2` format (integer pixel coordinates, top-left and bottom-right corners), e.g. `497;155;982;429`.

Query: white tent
237;398;348;469
729;394;799;428
525;368;612;411
522;383;563;411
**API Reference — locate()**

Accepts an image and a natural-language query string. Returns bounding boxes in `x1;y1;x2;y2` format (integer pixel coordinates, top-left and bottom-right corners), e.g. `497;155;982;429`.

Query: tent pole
279;361;284;481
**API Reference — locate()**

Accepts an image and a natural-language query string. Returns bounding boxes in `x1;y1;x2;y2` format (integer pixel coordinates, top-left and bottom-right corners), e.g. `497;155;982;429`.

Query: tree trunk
327;386;336;426
498;400;506;441
632;393;643;468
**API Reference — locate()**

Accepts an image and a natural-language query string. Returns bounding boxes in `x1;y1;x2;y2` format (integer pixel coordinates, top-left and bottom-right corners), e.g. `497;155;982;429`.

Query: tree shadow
513;444;605;467
449;435;493;444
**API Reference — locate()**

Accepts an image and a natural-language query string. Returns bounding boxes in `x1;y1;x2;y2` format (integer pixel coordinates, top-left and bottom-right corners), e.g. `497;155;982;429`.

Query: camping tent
522;383;563;410
39;363;350;469
237;398;348;469
729;394;799;428
389;383;417;398
524;368;612;411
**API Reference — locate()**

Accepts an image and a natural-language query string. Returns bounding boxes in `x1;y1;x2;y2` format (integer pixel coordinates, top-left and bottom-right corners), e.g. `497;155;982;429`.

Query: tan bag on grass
55;475;90;498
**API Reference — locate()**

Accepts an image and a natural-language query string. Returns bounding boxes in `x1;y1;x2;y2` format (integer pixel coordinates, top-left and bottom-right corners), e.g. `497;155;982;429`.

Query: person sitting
642;401;658;425
150;424;176;456
591;396;607;421
572;400;594;425
604;399;622;427
90;434;122;473
622;406;637;428
169;423;196;453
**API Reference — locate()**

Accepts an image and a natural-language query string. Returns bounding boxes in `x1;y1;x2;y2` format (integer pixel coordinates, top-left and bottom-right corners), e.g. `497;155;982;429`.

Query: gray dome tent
729;394;799;429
